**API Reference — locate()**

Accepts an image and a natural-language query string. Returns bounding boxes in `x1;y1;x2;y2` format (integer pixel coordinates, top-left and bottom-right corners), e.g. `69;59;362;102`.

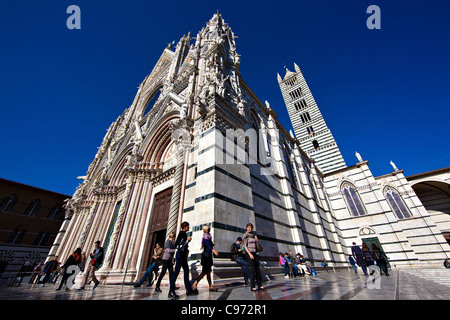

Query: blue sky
1;0;449;196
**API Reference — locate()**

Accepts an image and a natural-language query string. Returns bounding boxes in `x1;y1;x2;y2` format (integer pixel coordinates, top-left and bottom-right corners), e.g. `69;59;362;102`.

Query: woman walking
362;243;375;267
134;242;163;287
192;225;219;292
243;223;265;291
154;232;177;292
371;244;389;276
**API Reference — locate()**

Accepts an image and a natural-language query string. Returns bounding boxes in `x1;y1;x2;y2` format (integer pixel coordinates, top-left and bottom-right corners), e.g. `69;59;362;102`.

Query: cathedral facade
50;13;450;284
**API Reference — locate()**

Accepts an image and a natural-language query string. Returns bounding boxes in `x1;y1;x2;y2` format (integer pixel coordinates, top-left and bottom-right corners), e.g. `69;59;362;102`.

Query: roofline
405;167;450;181
0;177;72;198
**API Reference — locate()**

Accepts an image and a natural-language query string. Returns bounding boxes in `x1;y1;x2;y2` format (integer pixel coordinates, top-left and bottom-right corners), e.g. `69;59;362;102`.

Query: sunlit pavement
0;268;448;301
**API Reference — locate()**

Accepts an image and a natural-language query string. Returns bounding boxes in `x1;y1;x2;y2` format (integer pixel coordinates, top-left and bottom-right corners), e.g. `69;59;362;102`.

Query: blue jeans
170;251;192;292
360;264;368;276
137;261;158;286
237;257;250;284
282;264;289;276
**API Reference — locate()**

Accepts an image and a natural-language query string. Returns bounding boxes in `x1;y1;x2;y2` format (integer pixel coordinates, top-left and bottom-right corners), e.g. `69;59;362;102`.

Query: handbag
256;243;263;253
90;258;96;266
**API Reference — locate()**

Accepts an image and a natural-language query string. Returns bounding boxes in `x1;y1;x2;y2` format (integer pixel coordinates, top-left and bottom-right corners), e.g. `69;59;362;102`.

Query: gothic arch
409;179;450;196
108;147;133;186
140;111;181;165
410;180;450;243
137;77;165;116
140;85;164;117
383;186;411;220
341;181;366;217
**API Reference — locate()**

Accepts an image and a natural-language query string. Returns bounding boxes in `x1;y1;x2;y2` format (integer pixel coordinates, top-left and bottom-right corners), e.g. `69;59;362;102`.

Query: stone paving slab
0;269;447;301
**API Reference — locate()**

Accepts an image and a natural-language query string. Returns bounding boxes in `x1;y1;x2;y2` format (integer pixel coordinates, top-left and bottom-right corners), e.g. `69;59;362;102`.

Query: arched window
24;199;41;217
0;194;17;213
48;204;63;220
7;229;26;244
143;89;162;116
33;231;50;246
250;113;260;162
384;187;411;219
282;144;297;187
342;183;366;216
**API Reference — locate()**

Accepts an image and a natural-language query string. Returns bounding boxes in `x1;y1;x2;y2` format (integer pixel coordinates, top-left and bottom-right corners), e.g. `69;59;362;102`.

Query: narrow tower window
312;140;319;149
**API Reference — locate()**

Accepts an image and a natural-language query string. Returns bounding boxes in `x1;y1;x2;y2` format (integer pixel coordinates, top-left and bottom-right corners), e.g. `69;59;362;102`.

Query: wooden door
144;188;172;268
149;188;172;233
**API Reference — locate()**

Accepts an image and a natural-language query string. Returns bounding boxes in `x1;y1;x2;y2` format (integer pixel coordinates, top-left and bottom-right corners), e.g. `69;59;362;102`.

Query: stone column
166;119;192;239
46;210;73;262
128;178;153;272
166;146;185;238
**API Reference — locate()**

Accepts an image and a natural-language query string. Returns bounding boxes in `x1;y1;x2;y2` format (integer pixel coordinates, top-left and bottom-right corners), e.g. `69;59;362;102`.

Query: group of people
27;255;67;287
349;242;390;276
133;222;266;298
226;224;267;292
47;223;394;296
29;240;105;291
278;251;316;278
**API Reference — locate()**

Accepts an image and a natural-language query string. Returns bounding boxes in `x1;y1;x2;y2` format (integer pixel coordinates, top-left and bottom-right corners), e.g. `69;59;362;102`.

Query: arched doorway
411;181;450;245
143;188;172;270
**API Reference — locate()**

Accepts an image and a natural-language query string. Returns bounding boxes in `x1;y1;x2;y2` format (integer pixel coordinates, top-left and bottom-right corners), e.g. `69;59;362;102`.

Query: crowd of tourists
349;242;390;276
23;223;394;298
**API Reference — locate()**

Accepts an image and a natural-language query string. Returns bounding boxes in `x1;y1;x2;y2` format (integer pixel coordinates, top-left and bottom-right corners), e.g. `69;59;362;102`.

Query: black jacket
230;242;245;262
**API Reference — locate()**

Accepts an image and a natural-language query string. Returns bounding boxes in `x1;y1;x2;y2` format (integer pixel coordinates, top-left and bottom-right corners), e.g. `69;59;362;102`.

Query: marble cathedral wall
50;13;450;286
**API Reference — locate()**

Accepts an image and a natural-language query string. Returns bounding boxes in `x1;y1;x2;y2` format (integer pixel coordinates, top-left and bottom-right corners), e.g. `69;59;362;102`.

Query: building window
294;99;307;112
283;144;297;188
24;199;41;217
143;89;162;116
48;204;63;220
384;187;411;219
7;229;26;244
285;77;297;87
300;112;311;124
0;194;18;213
307;126;314;136
102;200;122;260
289;87;303;101
342;183;366;216
312;140;319;150
33;231;50;246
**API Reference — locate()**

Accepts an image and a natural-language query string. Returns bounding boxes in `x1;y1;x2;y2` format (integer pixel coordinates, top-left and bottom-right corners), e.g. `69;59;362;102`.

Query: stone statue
390;161;399;171
355;151;363;163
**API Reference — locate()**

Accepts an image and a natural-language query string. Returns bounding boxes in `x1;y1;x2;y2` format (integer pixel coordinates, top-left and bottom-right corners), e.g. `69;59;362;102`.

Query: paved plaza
0;268;448;301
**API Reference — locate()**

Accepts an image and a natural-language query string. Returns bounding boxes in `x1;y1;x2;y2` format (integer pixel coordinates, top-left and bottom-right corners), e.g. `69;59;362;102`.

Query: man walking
168;221;196;298
78;240;104;290
351;242;368;276
41;255;59;286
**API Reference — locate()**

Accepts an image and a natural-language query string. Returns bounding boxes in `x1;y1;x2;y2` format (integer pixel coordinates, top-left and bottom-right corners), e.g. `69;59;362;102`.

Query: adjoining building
50;13;450;285
0;178;69;283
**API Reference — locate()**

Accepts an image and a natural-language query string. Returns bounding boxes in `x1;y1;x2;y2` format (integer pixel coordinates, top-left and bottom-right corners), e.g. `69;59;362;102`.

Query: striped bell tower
278;63;347;174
